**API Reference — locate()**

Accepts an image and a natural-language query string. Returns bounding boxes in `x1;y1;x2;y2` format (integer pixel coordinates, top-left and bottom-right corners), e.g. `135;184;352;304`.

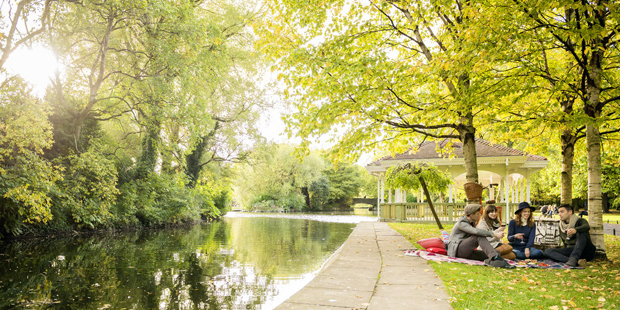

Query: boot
566;257;578;267
501;251;516;260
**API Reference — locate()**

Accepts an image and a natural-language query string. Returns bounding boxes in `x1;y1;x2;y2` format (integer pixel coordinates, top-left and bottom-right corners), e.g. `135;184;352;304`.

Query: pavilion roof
367;138;547;166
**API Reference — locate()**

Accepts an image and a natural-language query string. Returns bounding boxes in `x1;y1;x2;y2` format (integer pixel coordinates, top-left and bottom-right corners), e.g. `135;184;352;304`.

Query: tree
0;79;60;235
484;0;620;254
256;0;526;186
322;162;365;209
385;163;452;229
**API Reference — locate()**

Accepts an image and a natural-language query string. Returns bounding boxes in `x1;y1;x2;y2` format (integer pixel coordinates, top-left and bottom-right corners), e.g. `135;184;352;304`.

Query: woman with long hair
507;202;544;259
477;204;516;260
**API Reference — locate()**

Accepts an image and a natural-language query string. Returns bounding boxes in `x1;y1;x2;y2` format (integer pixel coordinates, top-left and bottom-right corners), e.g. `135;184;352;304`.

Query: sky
4;44;59;97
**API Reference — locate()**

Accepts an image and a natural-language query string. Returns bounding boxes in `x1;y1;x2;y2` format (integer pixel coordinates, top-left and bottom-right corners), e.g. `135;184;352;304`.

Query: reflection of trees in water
0;218;352;309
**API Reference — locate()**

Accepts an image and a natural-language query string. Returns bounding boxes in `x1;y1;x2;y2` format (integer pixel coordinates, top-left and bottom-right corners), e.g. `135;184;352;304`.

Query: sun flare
4;45;59;96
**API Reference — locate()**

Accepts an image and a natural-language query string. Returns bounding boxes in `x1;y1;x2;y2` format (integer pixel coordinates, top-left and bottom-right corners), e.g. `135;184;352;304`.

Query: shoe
578;259;587;268
566;257;578;267
485;256;515;269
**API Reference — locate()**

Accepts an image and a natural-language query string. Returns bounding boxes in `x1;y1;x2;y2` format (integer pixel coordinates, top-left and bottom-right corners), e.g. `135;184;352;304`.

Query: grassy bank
389;222;620;310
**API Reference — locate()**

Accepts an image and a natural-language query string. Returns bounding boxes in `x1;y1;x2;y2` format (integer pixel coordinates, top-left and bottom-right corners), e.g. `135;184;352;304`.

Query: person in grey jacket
447;204;510;267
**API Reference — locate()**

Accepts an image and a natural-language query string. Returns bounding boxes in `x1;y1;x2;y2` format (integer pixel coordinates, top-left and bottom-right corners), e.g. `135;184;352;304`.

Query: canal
0;213;376;309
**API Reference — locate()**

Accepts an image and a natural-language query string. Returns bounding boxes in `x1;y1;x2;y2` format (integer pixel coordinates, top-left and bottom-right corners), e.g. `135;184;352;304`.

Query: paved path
603;223;620;236
276;221;452;310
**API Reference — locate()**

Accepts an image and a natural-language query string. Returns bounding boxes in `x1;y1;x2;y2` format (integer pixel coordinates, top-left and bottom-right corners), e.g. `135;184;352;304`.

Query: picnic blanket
404;249;582;269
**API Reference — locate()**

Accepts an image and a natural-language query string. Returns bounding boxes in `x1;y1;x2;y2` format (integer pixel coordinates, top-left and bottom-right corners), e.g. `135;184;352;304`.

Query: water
0;213;375;310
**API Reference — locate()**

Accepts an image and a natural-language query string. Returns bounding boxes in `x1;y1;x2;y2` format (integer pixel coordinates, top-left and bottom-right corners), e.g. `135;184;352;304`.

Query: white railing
380;202;520;224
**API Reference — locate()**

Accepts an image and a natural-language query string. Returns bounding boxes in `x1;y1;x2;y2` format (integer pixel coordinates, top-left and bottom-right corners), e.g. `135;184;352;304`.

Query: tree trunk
301;187;311;209
419;175;443;230
586;122;605;252
136;119;161;179
584;41;605;253
185;122;219;188
560;129;576;205
458;113;479;184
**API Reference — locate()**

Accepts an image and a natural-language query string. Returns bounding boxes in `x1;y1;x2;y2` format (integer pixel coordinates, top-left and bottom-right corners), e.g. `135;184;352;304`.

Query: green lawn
389;222;620;310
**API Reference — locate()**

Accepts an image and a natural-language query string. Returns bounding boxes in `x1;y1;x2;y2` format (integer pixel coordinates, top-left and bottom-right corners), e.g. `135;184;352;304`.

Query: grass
389;222;620;310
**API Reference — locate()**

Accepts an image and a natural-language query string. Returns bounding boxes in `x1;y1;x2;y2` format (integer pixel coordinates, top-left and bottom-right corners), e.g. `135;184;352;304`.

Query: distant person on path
544;204;596;267
540;205;549;216
508;202;544;259
447;204;512;268
477;204;516;260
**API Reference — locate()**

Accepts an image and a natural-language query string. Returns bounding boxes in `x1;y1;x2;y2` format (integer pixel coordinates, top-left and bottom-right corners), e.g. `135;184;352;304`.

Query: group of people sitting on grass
446;202;597;268
539;204;558;217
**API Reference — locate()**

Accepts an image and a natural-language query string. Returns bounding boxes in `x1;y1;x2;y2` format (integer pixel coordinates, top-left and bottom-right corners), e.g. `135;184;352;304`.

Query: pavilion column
505;159;510;223
499;179;504;202
448;184;453;203
419;188;424;203
526;177;531;203
380;177;385;203
388;187;392;203
377;177;381;208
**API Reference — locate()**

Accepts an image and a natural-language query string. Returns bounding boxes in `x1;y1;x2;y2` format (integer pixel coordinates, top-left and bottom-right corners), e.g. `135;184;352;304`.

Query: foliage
255;0;501;183
234;144;368;211
390;222;620;310
0;0;264;237
385;163;452;195
0;78;61;235
60;149;119;228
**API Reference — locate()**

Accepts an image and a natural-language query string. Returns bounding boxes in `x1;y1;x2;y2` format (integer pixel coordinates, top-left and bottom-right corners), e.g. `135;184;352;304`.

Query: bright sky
4;44;59;97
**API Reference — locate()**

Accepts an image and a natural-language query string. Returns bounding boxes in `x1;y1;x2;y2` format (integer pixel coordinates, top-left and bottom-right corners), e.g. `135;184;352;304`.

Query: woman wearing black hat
507;202;544;259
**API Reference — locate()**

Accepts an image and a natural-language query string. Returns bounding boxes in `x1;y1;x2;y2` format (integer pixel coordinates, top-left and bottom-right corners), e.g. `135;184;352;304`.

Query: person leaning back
544;204;596;267
447;204;513;268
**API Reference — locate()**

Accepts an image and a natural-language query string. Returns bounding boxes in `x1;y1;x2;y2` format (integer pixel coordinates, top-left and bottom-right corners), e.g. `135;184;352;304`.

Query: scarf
559;214;580;234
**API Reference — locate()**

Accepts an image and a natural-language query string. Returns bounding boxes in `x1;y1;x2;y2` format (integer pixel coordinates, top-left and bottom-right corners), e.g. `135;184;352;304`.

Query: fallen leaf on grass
598;297;606;302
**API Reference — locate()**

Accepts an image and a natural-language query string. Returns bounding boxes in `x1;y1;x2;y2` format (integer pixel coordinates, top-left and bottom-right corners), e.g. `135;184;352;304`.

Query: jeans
513;247;544;259
544;232;596;263
456;235;500;261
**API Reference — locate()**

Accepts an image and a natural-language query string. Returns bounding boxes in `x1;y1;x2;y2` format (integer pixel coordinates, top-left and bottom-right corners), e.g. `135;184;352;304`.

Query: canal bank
276;221;453;310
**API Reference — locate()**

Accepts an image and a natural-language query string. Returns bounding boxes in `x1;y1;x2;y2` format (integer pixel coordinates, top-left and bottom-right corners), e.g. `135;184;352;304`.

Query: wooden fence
379;202;521;224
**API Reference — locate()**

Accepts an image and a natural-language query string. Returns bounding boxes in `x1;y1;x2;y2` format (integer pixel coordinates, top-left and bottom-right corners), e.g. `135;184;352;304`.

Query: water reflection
0;216;357;309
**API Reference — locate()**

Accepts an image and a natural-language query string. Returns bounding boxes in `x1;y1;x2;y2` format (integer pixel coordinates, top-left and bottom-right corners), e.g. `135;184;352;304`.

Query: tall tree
256;0;521;185
487;0;620;253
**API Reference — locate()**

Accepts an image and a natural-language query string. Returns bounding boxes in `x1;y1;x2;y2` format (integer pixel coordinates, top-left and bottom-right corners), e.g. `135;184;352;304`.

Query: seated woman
508;202;544;259
477;204;516;260
447;204;512;268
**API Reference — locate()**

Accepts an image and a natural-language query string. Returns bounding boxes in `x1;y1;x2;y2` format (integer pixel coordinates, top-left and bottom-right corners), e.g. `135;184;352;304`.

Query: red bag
425;247;448;255
416;237;445;250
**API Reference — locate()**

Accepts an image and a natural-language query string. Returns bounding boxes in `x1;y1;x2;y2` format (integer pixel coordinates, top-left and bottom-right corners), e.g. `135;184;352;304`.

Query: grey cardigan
447;216;494;257
476;219;501;248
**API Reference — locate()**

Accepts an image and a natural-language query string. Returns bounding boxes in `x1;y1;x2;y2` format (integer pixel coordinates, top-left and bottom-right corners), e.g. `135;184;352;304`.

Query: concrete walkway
604;223;620;236
276;222;453;310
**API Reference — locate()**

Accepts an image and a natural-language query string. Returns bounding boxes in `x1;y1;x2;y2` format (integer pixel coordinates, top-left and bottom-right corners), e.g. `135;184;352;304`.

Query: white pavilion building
366;138;549;222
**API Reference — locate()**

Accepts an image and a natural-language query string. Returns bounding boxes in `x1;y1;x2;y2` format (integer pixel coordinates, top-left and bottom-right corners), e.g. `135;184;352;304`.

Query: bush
59;150;119;229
